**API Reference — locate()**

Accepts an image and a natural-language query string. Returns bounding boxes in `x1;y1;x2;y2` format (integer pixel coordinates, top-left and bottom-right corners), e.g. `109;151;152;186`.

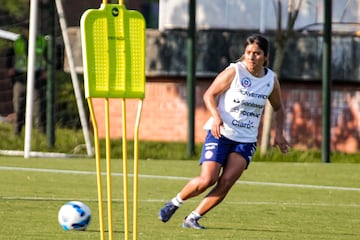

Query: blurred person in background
6;26;47;136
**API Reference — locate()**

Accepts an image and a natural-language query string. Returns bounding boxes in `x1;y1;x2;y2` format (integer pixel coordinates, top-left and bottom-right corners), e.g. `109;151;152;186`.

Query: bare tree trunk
260;0;303;155
260;44;285;155
260;100;273;155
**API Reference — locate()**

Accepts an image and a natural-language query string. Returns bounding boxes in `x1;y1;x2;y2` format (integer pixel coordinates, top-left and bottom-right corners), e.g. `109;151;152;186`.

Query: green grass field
0;156;359;240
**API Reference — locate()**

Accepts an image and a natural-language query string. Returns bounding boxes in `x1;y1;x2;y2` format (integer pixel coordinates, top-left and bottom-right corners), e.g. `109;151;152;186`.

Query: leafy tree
0;0;29;26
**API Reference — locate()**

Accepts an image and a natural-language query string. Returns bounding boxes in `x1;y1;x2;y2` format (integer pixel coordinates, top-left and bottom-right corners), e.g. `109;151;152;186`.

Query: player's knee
198;176;217;191
217;176;237;192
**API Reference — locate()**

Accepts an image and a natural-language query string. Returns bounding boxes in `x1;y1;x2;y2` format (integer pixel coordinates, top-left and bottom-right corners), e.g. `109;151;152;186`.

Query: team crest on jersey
241;77;252;88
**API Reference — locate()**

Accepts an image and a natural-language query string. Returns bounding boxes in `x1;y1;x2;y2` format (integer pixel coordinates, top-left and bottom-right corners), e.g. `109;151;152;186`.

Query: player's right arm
203;66;235;138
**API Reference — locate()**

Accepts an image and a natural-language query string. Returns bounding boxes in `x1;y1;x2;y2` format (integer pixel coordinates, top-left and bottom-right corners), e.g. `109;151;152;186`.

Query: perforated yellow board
81;4;145;99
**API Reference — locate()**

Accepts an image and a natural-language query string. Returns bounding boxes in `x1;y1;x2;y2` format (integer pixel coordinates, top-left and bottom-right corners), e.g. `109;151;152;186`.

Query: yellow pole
133;100;143;240
122;98;129;240
87;98;105;240
105;98;113;240
119;0;124;5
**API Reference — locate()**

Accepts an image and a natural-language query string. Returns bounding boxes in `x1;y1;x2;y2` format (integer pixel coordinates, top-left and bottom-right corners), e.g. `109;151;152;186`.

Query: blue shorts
199;131;257;168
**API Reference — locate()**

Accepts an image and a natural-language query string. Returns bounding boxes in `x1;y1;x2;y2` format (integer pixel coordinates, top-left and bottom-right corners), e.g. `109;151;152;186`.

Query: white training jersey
204;62;275;142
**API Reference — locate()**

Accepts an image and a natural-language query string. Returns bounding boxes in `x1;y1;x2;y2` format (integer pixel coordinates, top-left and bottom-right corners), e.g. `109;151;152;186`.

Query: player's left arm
268;76;290;154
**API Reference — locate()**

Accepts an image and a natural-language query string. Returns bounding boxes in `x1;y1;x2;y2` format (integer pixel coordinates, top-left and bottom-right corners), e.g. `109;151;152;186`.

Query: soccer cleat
182;217;205;229
158;202;178;222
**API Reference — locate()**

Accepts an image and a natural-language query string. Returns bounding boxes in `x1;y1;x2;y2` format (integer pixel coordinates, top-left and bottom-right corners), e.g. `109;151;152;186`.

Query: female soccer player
159;34;289;229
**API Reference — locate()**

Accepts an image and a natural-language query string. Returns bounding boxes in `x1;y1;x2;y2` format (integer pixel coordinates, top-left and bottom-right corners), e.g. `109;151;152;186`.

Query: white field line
1;166;360;192
1;196;360;208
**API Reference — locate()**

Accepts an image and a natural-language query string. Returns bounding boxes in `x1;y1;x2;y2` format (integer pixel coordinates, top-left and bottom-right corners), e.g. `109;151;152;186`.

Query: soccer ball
58;201;91;231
